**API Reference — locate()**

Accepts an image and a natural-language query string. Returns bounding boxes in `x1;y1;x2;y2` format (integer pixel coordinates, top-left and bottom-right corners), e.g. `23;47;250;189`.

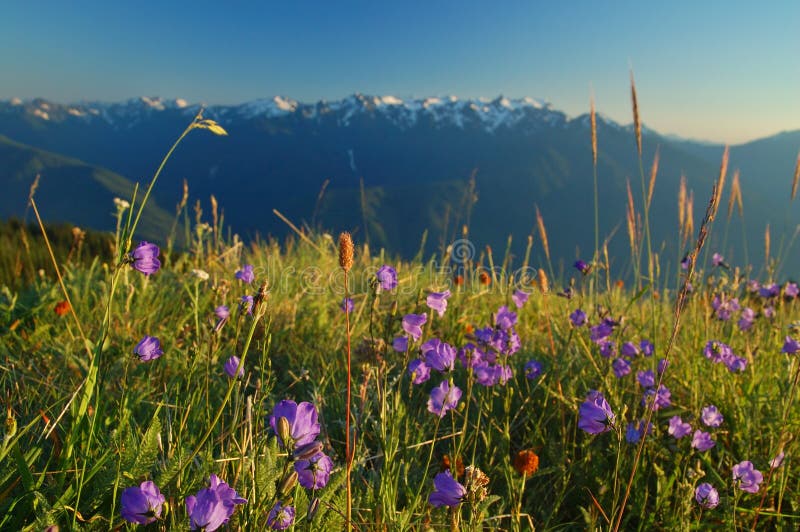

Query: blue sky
1;0;797;143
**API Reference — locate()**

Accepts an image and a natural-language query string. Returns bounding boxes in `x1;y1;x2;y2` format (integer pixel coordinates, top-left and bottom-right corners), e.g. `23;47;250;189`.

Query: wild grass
1;91;800;531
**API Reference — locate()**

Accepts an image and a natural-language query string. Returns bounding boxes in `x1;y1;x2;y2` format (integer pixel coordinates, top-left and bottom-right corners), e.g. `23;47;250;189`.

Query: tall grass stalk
612;151;725;531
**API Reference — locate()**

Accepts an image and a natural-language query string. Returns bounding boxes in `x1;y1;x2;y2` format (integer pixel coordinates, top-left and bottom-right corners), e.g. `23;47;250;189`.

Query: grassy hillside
0;134;175;244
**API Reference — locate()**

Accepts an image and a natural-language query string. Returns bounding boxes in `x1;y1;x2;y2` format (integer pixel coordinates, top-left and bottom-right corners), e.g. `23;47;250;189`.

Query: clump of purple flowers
578;390;615;434
120;481;165;525
782;336;800;354
703;340;747;372
185;475;247;531
712;294;740;321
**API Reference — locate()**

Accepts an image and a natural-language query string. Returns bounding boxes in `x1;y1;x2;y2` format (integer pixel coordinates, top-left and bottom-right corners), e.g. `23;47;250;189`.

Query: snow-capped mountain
1;93;796;270
0;94;613;134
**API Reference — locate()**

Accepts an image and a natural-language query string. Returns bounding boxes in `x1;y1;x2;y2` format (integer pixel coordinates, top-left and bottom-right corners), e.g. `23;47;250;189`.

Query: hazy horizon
2;0;798;144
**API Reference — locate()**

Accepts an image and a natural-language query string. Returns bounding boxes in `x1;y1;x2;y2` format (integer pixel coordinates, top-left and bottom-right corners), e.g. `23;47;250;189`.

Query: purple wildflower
701;405;723;427
422;338;457;372
612;358;631;378
185;475;247;532
625;420;652;444
738;307;756;331
764;305;775;319
570;309;587;327
294;452;334;490
429;471;466;508
770;452;785;469
621;342;639;358
782;336;800;354
703;340;733;363
130;241;161;275
427;380;462;417
224;356;244;379
266;502;295;530
637;370;655;388
759;283;780;298
747;279;761;292
120;481;165;525
376;265;398;291
392;336;409;353
640;339;655;357
235;264;255;284
495;305;518;330
134;336;163;362
599;341;616;358
240;295;254;315
340;298;354;313
590;320;615;343
402;313;427;341
658;358;669;374
269;400;321;450
695;483;720;509
680;255;691;270
408;358;431;384
426;290;451;317
473;362;498;386
524;359;543;379
578;390;615;434
512;289;530;309
668;416;692;439
732;461;763;493
215;305;230;320
574;260;591;275
785;282;799;298
642;385;671;411
712;253;726;268
691;430;715;451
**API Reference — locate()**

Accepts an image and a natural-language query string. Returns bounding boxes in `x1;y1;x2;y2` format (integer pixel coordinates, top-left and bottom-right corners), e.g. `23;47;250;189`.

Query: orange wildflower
514;449;539;476
54;300;70;317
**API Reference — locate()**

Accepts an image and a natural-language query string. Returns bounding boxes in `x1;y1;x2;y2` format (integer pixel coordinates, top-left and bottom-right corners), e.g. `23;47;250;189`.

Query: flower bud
307;497;320;522
278;471;298;495
277;416;292;447
293;441;323;461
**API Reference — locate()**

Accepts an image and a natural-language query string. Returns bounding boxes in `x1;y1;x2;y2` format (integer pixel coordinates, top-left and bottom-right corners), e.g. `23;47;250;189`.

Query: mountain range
0;94;798;275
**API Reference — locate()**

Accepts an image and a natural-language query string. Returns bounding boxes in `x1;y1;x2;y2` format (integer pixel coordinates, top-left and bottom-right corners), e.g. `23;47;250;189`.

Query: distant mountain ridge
0;94;798;273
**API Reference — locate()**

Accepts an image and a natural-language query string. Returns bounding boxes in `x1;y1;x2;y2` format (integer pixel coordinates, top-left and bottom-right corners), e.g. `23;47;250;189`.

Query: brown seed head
338;232;354;272
514;449;540;476
630;71;642;156
537;268;549;293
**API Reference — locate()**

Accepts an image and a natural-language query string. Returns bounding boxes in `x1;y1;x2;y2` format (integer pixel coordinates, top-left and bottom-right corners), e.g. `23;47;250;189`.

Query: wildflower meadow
3;82;800;531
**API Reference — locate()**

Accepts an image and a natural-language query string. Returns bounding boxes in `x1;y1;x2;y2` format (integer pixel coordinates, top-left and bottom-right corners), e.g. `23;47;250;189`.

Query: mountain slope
0;95;798;272
0;135;174;243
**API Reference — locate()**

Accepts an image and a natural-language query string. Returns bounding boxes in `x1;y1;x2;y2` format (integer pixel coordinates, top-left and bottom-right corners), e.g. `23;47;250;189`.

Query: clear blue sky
1;0;797;143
